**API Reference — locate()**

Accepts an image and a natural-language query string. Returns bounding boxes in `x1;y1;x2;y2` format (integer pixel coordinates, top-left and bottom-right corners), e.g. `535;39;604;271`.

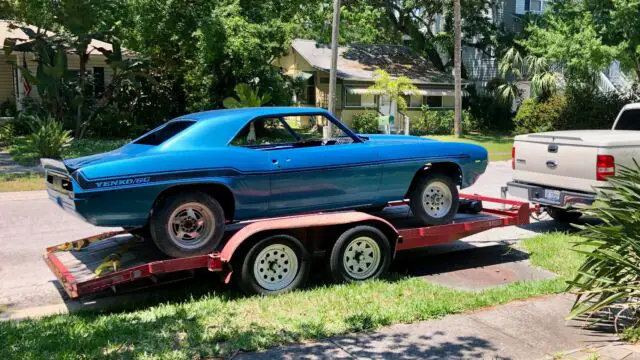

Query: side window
230;117;296;146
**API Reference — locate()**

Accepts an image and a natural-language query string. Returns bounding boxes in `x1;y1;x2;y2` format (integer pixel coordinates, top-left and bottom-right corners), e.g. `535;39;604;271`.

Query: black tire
238;234;310;295
329;225;391;283
409;173;459;225
150;191;225;258
546;207;582;223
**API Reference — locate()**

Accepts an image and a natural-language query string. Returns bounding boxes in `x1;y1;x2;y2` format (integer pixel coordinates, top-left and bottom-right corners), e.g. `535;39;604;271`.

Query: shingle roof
0;20;131;56
291;39;454;85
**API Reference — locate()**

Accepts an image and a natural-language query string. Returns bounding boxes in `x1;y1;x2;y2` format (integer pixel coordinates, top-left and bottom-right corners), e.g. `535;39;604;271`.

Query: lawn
0;232;585;359
429;133;513;161
0;138;128;192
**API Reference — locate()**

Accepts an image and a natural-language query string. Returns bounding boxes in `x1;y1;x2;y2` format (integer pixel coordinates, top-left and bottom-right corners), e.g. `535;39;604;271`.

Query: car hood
63;143;151;172
362;134;437;144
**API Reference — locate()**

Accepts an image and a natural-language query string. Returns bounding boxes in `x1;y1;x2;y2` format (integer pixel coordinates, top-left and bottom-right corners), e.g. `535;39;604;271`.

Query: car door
267;115;382;214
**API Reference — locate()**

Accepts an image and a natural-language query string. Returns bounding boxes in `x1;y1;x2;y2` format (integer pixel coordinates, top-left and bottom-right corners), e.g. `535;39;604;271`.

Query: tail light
596;155;615;181
511;146;516;170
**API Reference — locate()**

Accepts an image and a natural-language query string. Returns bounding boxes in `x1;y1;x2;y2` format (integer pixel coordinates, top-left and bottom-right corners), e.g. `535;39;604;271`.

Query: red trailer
44;194;535;299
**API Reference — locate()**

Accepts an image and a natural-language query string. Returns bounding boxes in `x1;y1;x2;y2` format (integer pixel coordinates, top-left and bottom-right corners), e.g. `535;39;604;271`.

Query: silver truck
507;103;640;221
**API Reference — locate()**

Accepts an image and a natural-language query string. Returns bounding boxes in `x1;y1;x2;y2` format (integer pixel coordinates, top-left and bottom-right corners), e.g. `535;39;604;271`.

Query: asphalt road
0;160;570;315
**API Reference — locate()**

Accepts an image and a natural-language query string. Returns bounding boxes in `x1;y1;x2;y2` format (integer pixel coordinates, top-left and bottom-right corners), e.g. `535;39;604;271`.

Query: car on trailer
43;107;488;259
45;195;533;297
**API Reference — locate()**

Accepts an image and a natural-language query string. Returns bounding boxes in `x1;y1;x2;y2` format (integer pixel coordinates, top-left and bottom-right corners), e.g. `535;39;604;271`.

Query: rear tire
150;191;225;258
409;174;459;225
329;225;391;283
238;234;310;295
546;207;582;223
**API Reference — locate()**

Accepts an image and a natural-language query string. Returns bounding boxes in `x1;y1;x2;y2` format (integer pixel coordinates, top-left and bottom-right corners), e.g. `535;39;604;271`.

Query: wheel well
152;183;236;220
405;162;462;199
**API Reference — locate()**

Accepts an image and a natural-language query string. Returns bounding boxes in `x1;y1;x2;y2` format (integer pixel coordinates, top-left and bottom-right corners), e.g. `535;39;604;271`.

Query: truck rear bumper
507;181;596;209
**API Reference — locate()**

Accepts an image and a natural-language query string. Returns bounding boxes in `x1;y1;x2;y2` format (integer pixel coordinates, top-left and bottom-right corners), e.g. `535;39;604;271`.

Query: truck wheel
329;225;391;283
150;192;225;258
238;234;310;295
546;207;582;223
410;174;459;225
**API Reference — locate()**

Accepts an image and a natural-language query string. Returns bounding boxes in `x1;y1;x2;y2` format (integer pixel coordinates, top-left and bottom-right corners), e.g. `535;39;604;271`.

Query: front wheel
409;174;459;225
238;234;310;295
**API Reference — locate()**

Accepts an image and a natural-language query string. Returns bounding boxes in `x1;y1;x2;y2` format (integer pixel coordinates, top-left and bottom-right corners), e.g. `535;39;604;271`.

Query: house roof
290;39;454;85
0;20;130;56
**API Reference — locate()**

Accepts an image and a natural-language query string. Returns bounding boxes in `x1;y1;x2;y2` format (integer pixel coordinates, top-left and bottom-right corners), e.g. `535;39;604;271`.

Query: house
273;39;460;127
0;20;127;110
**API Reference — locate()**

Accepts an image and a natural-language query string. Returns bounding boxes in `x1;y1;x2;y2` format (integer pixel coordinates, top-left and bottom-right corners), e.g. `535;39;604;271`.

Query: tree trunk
75;51;88;138
453;0;462;138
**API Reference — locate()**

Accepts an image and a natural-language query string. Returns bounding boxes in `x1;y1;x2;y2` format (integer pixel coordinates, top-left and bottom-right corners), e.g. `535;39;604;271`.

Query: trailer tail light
511;146;516;170
596;155;615;181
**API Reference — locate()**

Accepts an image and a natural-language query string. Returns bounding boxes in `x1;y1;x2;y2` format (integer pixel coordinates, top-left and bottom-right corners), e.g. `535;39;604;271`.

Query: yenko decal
94;177;151;188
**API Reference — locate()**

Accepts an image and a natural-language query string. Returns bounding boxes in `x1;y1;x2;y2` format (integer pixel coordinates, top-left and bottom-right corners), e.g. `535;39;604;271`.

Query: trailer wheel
329;225;391;283
238;234;310;295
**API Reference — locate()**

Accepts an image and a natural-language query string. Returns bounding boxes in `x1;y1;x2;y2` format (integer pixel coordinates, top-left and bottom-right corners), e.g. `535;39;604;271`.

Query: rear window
615;109;640;130
134;121;195;145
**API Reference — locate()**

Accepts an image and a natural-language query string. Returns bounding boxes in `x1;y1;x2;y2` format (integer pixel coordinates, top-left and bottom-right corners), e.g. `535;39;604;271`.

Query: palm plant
369;69;418;135
567;161;640;328
223;84;271;143
497;47;560;104
26;115;73;159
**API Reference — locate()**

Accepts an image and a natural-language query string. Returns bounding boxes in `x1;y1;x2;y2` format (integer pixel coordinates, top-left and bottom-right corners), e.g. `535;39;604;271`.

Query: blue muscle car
44;107;488;258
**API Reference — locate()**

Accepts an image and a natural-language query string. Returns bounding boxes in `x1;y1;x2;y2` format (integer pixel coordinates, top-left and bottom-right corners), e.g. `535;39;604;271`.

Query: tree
523;0;627;85
368;69;418;134
453;0;462;137
223;83;271;142
497;47;559;104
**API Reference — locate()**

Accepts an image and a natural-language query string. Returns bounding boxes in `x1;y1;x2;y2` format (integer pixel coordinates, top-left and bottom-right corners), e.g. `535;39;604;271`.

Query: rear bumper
507;181;596;209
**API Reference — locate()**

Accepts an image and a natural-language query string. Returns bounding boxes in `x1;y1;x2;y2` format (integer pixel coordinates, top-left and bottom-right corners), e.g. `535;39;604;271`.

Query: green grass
0;173;45;192
0;232;586;359
6;136;128;167
429;133;513;161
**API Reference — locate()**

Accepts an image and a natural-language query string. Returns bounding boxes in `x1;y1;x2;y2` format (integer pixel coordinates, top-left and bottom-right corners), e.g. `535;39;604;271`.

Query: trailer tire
329;225;391;283
238;234;310;295
410;174;459;225
150;191;225;258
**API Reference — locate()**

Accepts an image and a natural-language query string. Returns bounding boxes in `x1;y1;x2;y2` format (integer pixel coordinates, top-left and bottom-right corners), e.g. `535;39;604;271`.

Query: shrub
26;115;73;159
467;92;513;132
567;162;640;326
0;121;15;145
410;107;472;136
562;86;628;130
513;94;567;134
352;110;380;134
0;100;17;117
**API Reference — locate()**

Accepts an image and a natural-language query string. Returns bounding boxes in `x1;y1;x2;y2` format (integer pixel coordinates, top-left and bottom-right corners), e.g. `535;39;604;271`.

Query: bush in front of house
513;94;567;134
410;106;472;136
25;115;73;160
562;85;629;130
352;110;380;134
466;92;513;132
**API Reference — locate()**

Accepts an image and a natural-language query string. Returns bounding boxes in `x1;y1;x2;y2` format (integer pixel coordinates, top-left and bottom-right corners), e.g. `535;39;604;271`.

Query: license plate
544;189;561;202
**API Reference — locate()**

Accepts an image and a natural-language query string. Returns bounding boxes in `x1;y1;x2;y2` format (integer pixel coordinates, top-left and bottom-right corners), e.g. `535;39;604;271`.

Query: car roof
173;107;332;123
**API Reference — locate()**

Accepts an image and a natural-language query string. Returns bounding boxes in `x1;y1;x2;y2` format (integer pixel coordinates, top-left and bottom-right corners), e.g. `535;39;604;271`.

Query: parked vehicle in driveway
43;107;488;257
508;103;640;221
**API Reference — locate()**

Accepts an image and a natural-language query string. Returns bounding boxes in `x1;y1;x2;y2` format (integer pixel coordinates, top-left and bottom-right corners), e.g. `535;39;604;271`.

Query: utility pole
453;0;462;138
325;0;341;139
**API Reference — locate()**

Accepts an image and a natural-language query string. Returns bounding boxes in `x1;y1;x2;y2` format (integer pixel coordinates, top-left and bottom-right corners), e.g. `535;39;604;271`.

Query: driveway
0;161;569;315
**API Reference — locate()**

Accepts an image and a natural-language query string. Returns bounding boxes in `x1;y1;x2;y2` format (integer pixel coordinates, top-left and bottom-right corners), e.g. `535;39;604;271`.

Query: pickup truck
507;103;640;221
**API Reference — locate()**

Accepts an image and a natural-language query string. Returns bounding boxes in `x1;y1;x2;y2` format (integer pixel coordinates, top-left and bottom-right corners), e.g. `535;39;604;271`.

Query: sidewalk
235;294;637;359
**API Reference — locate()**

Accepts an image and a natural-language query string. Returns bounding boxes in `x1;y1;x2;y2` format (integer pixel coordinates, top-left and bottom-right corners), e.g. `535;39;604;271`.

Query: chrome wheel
342;236;381;280
167;202;215;250
422;181;453;219
253;244;299;291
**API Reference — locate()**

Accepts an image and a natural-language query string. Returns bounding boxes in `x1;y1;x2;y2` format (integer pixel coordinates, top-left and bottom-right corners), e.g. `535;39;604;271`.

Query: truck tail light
511;146;516;170
596;155;615;181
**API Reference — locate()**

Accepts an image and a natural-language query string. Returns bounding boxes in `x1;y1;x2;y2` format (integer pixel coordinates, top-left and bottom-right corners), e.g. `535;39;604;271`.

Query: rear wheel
238;234;310;295
150;192;225;258
546;207;582;223
409;174;459;225
329;225;391;283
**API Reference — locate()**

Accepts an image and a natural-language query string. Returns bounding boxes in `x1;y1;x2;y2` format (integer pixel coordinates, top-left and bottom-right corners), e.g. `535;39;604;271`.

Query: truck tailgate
513;134;600;193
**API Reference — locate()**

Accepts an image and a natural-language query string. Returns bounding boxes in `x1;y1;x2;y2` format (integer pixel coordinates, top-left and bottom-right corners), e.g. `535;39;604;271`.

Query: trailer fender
220;211;399;263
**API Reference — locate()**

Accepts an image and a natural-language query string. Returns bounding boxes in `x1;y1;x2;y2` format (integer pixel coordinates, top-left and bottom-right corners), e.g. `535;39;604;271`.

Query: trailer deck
45;194;534;299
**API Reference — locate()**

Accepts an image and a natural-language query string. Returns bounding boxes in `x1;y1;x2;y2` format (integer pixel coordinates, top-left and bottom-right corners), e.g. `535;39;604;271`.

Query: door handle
546;160;557;169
